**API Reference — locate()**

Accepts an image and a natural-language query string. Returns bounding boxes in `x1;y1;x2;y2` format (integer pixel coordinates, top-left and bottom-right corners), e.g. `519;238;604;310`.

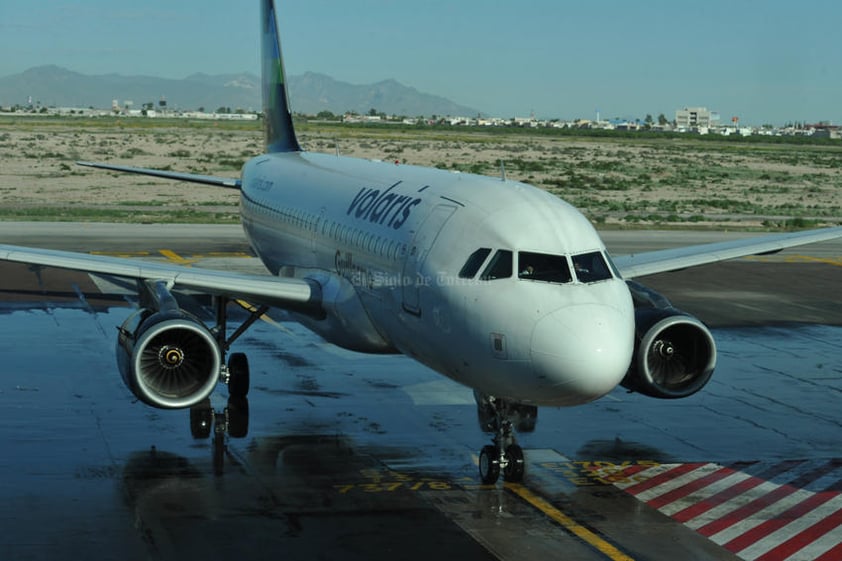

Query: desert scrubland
1;117;840;229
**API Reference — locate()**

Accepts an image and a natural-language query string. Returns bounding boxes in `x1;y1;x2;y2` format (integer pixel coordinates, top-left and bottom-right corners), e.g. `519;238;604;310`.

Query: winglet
262;0;301;153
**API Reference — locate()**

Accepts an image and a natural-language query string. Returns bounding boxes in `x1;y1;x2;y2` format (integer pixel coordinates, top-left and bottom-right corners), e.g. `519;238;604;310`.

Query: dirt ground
1;118;840;228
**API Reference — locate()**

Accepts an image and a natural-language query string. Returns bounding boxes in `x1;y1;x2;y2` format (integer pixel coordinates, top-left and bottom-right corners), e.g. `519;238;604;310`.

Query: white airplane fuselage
239;151;636;407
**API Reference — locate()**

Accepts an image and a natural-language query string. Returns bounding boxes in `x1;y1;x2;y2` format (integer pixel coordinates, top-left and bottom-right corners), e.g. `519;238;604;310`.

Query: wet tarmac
0;226;840;560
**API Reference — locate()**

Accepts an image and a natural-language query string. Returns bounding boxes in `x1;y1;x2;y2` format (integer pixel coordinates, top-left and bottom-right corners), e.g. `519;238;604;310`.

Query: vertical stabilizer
261;0;301;153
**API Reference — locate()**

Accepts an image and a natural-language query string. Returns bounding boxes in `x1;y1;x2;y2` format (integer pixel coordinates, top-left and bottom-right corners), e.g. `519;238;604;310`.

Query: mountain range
0;66;481;117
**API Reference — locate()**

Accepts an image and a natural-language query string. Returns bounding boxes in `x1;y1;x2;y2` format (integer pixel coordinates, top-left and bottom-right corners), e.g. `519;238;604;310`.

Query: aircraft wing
613;226;842;279
0;244;321;313
77;161;241;189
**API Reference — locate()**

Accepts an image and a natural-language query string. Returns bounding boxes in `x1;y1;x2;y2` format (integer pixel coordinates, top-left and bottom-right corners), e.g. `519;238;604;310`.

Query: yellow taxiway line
506;483;635;561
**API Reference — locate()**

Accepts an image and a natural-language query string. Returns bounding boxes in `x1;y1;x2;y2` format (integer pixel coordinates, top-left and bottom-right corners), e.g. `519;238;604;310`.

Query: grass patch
0;206;240;224
2;116;840;229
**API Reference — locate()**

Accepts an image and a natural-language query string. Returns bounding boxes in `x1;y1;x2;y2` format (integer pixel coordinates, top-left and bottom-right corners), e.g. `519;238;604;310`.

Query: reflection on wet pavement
0;262;840;560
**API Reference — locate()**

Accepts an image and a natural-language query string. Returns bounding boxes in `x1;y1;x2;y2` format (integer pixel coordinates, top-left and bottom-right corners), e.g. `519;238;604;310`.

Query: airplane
2;0;841;485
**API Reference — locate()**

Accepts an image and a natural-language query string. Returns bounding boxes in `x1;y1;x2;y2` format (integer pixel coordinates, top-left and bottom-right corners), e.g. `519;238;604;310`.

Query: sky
1;0;840;125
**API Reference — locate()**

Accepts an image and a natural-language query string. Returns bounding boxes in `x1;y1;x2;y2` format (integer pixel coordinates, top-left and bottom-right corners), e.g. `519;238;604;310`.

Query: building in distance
675;107;717;131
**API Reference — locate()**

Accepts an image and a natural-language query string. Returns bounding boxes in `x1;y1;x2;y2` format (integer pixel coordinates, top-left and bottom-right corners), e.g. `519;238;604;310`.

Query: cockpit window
480;250;513;280
571;251;612;283
518;252;572;283
459;247;492;279
605;252;623;279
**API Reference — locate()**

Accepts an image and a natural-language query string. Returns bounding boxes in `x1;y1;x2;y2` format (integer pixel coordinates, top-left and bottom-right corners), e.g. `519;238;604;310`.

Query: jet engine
116;307;221;409
621;281;716;399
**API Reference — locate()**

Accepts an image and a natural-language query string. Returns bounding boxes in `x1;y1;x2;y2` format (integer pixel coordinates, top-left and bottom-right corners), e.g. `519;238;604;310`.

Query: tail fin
261;0;301;153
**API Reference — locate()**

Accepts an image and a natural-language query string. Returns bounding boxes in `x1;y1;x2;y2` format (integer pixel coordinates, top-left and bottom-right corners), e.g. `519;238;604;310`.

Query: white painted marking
612;463;679;490
803;464;842;493
782;517;842;561
738;494;842;560
660;470;753;516
685;480;783;530
708;488;815;545
766;460;832;487
634;464;720;503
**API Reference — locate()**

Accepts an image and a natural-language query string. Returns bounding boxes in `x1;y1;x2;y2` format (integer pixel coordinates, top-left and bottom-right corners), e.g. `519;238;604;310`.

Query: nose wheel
479;445;500;484
477;397;526;485
479;443;525;485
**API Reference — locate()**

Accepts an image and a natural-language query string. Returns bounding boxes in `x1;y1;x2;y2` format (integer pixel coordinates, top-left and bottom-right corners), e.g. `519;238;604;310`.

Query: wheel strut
212;296;260;396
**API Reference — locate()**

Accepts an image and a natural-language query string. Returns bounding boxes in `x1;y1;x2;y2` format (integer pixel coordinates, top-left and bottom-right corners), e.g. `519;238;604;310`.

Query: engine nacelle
622;281;717;399
116;308;221;409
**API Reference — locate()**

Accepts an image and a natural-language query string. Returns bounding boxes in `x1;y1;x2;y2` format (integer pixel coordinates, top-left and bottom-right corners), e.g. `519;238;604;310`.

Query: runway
0;223;840;560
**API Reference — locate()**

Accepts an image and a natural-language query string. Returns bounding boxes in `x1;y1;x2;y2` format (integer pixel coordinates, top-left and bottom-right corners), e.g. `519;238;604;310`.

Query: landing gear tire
503;444;525;483
479;445;501;484
192;397;250;476
226;397;249;438
189;399;213;439
227;352;250;398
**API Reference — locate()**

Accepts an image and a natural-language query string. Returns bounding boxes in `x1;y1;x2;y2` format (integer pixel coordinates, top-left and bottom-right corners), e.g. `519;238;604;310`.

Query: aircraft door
312;206;325;255
402;204;457;315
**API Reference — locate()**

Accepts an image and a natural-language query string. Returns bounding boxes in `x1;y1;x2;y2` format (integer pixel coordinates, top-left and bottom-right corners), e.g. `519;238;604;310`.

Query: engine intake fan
622;281;717;399
117;308;221;409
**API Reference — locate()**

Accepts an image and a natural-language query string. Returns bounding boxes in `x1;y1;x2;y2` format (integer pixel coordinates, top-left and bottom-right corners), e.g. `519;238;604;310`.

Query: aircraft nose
530;304;634;404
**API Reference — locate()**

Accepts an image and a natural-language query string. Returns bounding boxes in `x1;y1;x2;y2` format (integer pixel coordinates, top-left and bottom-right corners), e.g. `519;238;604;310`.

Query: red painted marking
815;540;842;561
722;491;838;552
619;464;651;477
609;464;651;479
823;475;842;493
697;484;799;537
661;461;803;523
623;463;705;496
788;460;842;491
618;460;842;558
672;474;768;523
647;466;736;510
753;500;842;560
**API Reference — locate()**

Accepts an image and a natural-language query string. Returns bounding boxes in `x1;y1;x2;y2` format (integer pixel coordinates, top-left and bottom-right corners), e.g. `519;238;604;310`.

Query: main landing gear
475;393;536;485
188;296;264;475
212;295;267;400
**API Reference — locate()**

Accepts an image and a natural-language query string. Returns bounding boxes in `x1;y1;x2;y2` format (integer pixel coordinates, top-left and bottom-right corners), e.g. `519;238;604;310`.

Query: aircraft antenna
499;160;507;182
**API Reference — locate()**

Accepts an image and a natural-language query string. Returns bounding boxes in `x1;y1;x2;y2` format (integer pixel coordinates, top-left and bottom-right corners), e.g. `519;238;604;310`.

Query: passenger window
518;251;572;283
572;252;612;283
480;250;513;280
459;248;492;279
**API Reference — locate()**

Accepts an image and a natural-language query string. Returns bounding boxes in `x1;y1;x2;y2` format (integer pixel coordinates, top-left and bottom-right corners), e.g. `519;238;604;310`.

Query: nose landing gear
476;394;532;484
